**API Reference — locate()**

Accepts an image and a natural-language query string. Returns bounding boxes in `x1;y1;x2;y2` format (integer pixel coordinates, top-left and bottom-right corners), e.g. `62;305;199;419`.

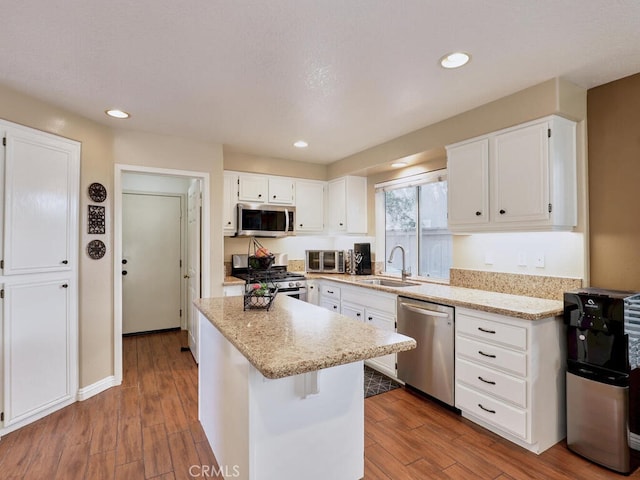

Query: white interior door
187;181;202;362
122;193;182;334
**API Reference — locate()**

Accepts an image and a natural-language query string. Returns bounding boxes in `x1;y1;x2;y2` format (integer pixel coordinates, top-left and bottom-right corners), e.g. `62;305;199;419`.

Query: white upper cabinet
223;172;238;235
327;176;367;234
268;177;295;205
237;173;295;205
446;115;577;232
238;174;268;203
447;139;489;227
2;126;80;274
294;180;324;232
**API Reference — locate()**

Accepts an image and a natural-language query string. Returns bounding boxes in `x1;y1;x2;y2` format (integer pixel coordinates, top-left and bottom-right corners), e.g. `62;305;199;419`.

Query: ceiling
2;1;640;164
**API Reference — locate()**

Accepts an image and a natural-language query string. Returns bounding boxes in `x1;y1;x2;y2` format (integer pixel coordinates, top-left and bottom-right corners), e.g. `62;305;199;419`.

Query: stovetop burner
231;253;306;285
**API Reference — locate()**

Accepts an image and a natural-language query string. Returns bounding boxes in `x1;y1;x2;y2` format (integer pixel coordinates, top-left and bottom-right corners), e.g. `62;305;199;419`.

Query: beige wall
0;84;226;390
587;72;640;290
0;83;115;387
224;150;327;180
113;129;225;296
342;78;588;280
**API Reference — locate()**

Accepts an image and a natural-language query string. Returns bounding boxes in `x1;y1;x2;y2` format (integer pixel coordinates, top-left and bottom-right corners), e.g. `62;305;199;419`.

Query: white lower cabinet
454;307;565;454
223;284;244;297
306;280;319;305
3;278;77;429
340;283;397;379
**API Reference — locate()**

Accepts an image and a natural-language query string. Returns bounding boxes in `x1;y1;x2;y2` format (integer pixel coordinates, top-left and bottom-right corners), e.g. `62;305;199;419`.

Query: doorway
114;165;211;384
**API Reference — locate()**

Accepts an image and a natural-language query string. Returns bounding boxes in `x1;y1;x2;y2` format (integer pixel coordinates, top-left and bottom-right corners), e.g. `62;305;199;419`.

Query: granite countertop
194;295;416;379
305;274;564;320
223;275;245;286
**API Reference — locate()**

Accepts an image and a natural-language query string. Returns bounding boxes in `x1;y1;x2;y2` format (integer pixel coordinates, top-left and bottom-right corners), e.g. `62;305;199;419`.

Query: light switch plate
517;252;527;266
535;252;545;268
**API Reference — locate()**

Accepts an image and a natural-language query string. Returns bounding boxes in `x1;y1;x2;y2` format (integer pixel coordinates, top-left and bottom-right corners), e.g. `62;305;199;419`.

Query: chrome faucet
388;245;410;281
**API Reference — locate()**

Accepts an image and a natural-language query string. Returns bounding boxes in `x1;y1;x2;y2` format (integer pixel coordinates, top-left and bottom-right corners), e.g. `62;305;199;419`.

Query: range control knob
289;282;295;287
296;282;301;287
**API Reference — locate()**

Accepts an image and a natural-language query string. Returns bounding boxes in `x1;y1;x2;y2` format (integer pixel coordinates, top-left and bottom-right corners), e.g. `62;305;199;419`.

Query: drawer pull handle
478;327;496;334
478;350;496;358
478;403;496;414
327;290;334;294
478;376;496;385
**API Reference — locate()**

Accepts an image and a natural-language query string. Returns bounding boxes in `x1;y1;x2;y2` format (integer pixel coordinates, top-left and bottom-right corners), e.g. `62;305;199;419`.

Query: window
377;171;451;281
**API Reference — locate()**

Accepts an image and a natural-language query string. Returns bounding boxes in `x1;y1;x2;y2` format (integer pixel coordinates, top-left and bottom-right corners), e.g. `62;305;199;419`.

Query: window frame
375;169;451;282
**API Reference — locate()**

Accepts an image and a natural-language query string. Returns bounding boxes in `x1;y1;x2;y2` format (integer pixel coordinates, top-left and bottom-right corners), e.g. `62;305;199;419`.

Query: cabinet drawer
319;298;340;312
456;335;527;377
456;358;526;407
457;313;527;350
321;284;341;300
341;302;364;321
456;383;527;439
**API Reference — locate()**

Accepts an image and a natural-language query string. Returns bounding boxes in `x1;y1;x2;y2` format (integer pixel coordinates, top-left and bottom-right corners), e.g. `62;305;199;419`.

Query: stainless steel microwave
236;203;295;237
305;250;345;273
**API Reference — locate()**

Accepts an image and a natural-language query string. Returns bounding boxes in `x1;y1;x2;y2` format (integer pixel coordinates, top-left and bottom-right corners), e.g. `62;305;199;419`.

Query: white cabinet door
268;177;294;205
3;128;80;275
491;122;550;224
447;139;489;226
327;178;347;232
341;302;364;322
319;297;340;313
295;180;324;232
223;172;238;234
306;280;319;305
238;174;268;202
365;308;396;376
3;279;76;427
327;176;367;234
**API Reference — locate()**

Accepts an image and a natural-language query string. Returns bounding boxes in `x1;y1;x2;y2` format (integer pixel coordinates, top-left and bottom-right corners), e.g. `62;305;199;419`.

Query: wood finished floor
0;329;637;479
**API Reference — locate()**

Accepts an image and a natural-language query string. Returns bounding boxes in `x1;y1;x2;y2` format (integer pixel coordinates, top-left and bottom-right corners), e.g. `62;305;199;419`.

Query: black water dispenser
564;288;640;474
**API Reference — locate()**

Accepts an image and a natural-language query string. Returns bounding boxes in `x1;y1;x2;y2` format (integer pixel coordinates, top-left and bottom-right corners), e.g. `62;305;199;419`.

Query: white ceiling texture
1;0;640;164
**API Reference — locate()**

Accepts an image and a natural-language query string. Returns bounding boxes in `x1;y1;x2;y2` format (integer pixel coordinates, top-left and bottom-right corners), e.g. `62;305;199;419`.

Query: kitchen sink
356;278;419;288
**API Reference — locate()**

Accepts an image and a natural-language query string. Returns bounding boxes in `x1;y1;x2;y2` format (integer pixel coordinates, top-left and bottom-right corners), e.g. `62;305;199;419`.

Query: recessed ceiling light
440;52;470;69
391;161;408;168
105;109;130;119
293;140;308;148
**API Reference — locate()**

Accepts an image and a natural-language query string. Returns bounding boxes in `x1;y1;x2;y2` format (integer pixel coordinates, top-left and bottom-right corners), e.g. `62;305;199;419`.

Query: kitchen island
195;295;415;480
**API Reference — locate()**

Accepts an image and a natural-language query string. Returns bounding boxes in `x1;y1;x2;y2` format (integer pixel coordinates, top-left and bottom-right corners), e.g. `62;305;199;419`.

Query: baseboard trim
77;375;120;401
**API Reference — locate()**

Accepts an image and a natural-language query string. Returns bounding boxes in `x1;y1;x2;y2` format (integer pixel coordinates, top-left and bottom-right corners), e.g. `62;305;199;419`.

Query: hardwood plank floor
0;329;638;479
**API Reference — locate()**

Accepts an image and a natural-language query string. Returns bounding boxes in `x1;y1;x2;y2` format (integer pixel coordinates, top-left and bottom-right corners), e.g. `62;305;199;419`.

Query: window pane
418;180;452;279
385;188;417;275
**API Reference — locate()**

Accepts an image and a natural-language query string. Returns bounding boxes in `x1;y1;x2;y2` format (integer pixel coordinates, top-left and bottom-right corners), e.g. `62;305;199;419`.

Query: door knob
184;274;191;279
122;270;128;275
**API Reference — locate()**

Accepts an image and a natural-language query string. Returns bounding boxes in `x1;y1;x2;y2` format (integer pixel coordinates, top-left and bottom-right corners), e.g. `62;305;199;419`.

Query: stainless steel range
231;253;307;301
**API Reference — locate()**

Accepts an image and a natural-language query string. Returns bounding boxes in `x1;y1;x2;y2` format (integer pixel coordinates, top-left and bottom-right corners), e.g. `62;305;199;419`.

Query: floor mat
364;365;401;398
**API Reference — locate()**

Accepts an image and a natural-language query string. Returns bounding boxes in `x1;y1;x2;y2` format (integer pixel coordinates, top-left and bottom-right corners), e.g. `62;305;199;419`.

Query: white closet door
3;279;75;426
187;181;201;363
3;128;80;275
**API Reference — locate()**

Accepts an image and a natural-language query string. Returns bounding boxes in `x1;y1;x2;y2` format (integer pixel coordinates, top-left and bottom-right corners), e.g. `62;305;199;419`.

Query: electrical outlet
484;251;494;265
535;252;545;268
517;252;527;266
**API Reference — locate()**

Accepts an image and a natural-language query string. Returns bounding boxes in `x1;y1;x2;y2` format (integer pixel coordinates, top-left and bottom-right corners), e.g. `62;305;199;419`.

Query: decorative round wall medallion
87;239;106;259
88;182;107;202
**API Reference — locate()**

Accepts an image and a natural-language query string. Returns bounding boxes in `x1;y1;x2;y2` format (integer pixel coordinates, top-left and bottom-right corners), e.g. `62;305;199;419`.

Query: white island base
199;313;365;480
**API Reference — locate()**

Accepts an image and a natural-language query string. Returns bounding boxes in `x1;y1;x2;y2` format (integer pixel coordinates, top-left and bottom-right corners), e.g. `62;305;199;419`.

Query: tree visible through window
382;174;451;281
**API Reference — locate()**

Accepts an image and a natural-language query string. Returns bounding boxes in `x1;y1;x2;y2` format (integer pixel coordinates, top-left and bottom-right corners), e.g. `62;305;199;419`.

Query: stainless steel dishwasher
397;296;455;406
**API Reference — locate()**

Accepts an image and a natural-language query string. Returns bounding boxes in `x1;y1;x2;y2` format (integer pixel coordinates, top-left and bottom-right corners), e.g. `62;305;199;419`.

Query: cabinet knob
299;224;303;227
122;259;128;265
62;283;68;288
122;270;128;276
339;222;344;226
273;195;276;199
368;316;373;321
333;305;337;310
356;313;361;317
475;211;482;216
61;260;68;264
499;209;506;215
227;221;231;225
258;194;262;198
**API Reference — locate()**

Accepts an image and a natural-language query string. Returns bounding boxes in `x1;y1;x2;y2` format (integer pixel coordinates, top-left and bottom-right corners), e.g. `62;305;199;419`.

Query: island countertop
194;295;416;379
